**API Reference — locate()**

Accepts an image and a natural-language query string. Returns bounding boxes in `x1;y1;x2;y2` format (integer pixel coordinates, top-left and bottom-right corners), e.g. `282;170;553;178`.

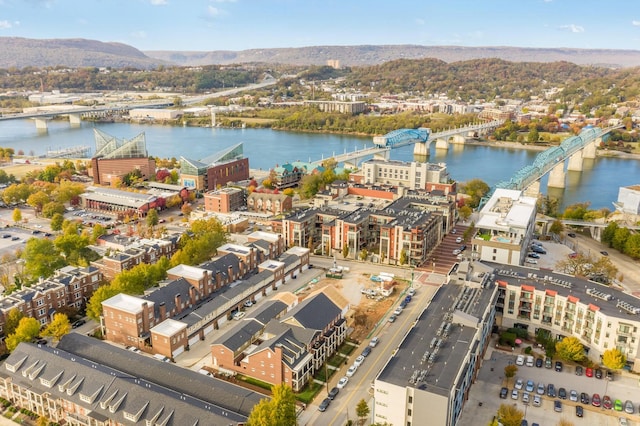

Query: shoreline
463;139;640;160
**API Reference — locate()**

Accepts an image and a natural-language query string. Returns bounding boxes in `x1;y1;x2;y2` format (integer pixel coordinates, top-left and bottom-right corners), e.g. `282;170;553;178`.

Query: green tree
4;308;24;336
86;285;120;322
50;213;65;231
504;364;518;387
496;403;523;426
612;227;631;252
41;201;66;219
342;245;349;259
41;313;71;342
549;219;564;236
22;238;66;281
601;222;619;247
5;317;41;352
624;233;640;260
27;191;51;216
170;218;228;266
146;208;159;228
399;249;407;265
462;179;490;209
12;208;22;223
555;336;585;362
458;205;472;221
356;399;370;425
359;249;368;261
247;384;296;426
527;125;539;143
602;348;626;370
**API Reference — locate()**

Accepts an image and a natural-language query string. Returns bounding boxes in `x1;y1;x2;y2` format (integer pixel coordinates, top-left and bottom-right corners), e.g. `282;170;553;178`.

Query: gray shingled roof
56;334;265;417
282;292;341;331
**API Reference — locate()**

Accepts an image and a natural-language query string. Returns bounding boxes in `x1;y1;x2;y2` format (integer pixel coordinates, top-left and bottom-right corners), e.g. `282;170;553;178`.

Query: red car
585;368;593;377
592;393;601;407
603;395;613;410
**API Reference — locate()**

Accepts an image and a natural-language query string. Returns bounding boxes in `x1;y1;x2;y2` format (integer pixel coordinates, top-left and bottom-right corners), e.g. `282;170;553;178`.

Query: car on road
511;389;519;400
600;250;609;256
353;355;365;368
346;365;357;377
580;392;590;405
1;234;9;238
361;347;371;357
614;399;623;411
568;232;576;238
625;400;635;414
558;387;567;400
525;259;538;265
369;337;379;347
232;311;246;320
393;306;403;315
592;393;601;407
576;405;583;417
243;300;253;308
456;237;462;243
533;394;541;407
525;380;534;393
388;315;397;323
536;383;545;395
514;378;524;390
569;390;578;402
407;288;416;296
72;319;86;329
603;395;613;410
453;249;461;255
554;400;562;412
585;367;593;377
527;252;540;259
337;377;349;389
555;361;563;372
318;398;331;412
516;355;525;366
328;387;339;400
500;387;508;399
575;366;583;376
11;236;19;241
535;358;543;368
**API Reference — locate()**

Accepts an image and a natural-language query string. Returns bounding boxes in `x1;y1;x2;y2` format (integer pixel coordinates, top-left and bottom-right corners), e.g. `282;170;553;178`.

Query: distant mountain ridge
146;45;640;68
2;37;640;69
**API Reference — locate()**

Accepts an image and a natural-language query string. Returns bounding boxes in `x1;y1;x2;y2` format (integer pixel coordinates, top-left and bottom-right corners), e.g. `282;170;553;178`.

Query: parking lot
459;342;640;426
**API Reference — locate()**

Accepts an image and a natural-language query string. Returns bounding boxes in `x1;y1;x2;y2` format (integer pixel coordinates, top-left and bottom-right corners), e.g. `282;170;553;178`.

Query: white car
394;306;403;315
515;355;525;366
232;311;246;320
243;300;253;308
522;392;530;405
337;376;349;389
353;355;365;368
525;259;538;265
455;237;462;243
511;389;519;400
369;337;380;347
346;365;357;377
533;394;542;407
526;355;534;367
514;378;524;390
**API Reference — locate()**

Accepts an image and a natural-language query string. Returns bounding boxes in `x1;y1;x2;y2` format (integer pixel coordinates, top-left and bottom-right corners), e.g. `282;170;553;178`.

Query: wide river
0;119;636;210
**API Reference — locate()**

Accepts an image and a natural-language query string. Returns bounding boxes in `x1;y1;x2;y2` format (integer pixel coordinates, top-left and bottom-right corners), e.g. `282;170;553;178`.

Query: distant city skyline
0;0;638;52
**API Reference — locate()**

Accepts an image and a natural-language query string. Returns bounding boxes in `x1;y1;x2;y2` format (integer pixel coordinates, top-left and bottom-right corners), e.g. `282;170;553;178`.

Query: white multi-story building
494;264;640;372
614;184;640;215
358;159;452;192
473;189;537;266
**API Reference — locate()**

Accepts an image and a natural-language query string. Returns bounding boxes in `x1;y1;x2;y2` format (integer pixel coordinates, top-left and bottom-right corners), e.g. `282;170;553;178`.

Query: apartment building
474;188;537;266
352;159;456;194
204;187;246;213
493;264;640;371
374;262;498;426
247;192;293;214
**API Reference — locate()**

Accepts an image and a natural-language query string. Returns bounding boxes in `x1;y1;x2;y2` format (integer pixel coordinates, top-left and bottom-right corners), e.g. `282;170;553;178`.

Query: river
0;119;636;210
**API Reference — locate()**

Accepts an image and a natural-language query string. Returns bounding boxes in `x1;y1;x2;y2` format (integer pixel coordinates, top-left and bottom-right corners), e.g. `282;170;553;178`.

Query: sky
0;0;639;52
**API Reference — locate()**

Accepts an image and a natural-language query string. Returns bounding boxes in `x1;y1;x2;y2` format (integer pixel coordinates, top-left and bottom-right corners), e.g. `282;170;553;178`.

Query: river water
0;119;635;210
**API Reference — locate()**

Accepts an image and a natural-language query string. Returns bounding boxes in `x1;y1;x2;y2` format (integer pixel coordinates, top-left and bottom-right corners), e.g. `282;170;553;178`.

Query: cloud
150;0;168;5
131;30;147;39
0;20;11;29
633;20;640;26
559;24;584;33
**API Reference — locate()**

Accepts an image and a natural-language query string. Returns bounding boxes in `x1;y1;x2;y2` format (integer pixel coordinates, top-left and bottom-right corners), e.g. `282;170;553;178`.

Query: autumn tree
41;313;71;342
146;208;159;228
458;205;472;221
602;348;626;370
342;244;349;259
247;384;296;426
555;336;585;362
4;308;24;336
461;178;490;208
50;212;65;231
5;317;41;352
356;399;370;425
27;191;51;216
504;364;518;387
12;207;22;223
22;237;66;282
496;403;523;426
548;219;564;236
86;285;121;322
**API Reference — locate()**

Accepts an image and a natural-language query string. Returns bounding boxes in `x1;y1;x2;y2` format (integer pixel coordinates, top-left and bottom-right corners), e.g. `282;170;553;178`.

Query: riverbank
464;139;640;160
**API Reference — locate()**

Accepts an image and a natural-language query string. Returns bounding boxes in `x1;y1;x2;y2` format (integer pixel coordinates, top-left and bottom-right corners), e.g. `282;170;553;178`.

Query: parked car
232;311;246;320
526;356;534;367
511;389;519;400
554;400;562;412
522;392;530;405
620;418;629;426
525;380;534;393
568;232;576;238
576;405;583;417
346;365;357;377
514;378;524;390
592;393;601;407
603;395;613;409
600;250;609;256
606;370;614;381
624;400;635;414
525;259;538;265
318;398;331;412
455;237;462;243
558;387;567;400
575;366;583;376
547;383;556;398
243;300;253;308
535;358;543;368
585;367;593;377
569;390;578;402
614;399;623;412
516;355;525;366
580;392;590;405
72;319;86;329
533;394;542;407
595;368;603;379
337;376;349;389
328;387;339;400
369;337;380;347
500;387;509;399
361;347;371;357
527;252;540;259
545;357;552;369
388;315;397;323
555;361;563;372
536;383;545;395
353;355;365;368
393;306;403;315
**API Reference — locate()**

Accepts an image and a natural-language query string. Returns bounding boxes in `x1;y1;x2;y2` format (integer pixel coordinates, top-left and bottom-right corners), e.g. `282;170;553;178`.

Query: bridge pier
524;180;541;198
33;117;50;130
567;151;583;172
413;141;430;157
451;134;466;144
583;139;597;159
435;138;449;150
547;162;566;189
373;150;390;161
68;113;82;126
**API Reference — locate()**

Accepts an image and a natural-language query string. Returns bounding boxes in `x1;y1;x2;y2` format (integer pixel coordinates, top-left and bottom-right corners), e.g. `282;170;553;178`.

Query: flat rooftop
378;280;496;395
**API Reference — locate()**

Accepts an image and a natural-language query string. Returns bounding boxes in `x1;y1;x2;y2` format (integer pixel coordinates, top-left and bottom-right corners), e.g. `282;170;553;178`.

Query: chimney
228;265;234;282
159;302;167;320
189;286;197;305
174;294;182;313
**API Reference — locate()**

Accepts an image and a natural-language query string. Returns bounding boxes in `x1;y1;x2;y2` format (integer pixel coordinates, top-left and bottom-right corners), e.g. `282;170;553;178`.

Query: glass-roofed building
180;143;249;191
